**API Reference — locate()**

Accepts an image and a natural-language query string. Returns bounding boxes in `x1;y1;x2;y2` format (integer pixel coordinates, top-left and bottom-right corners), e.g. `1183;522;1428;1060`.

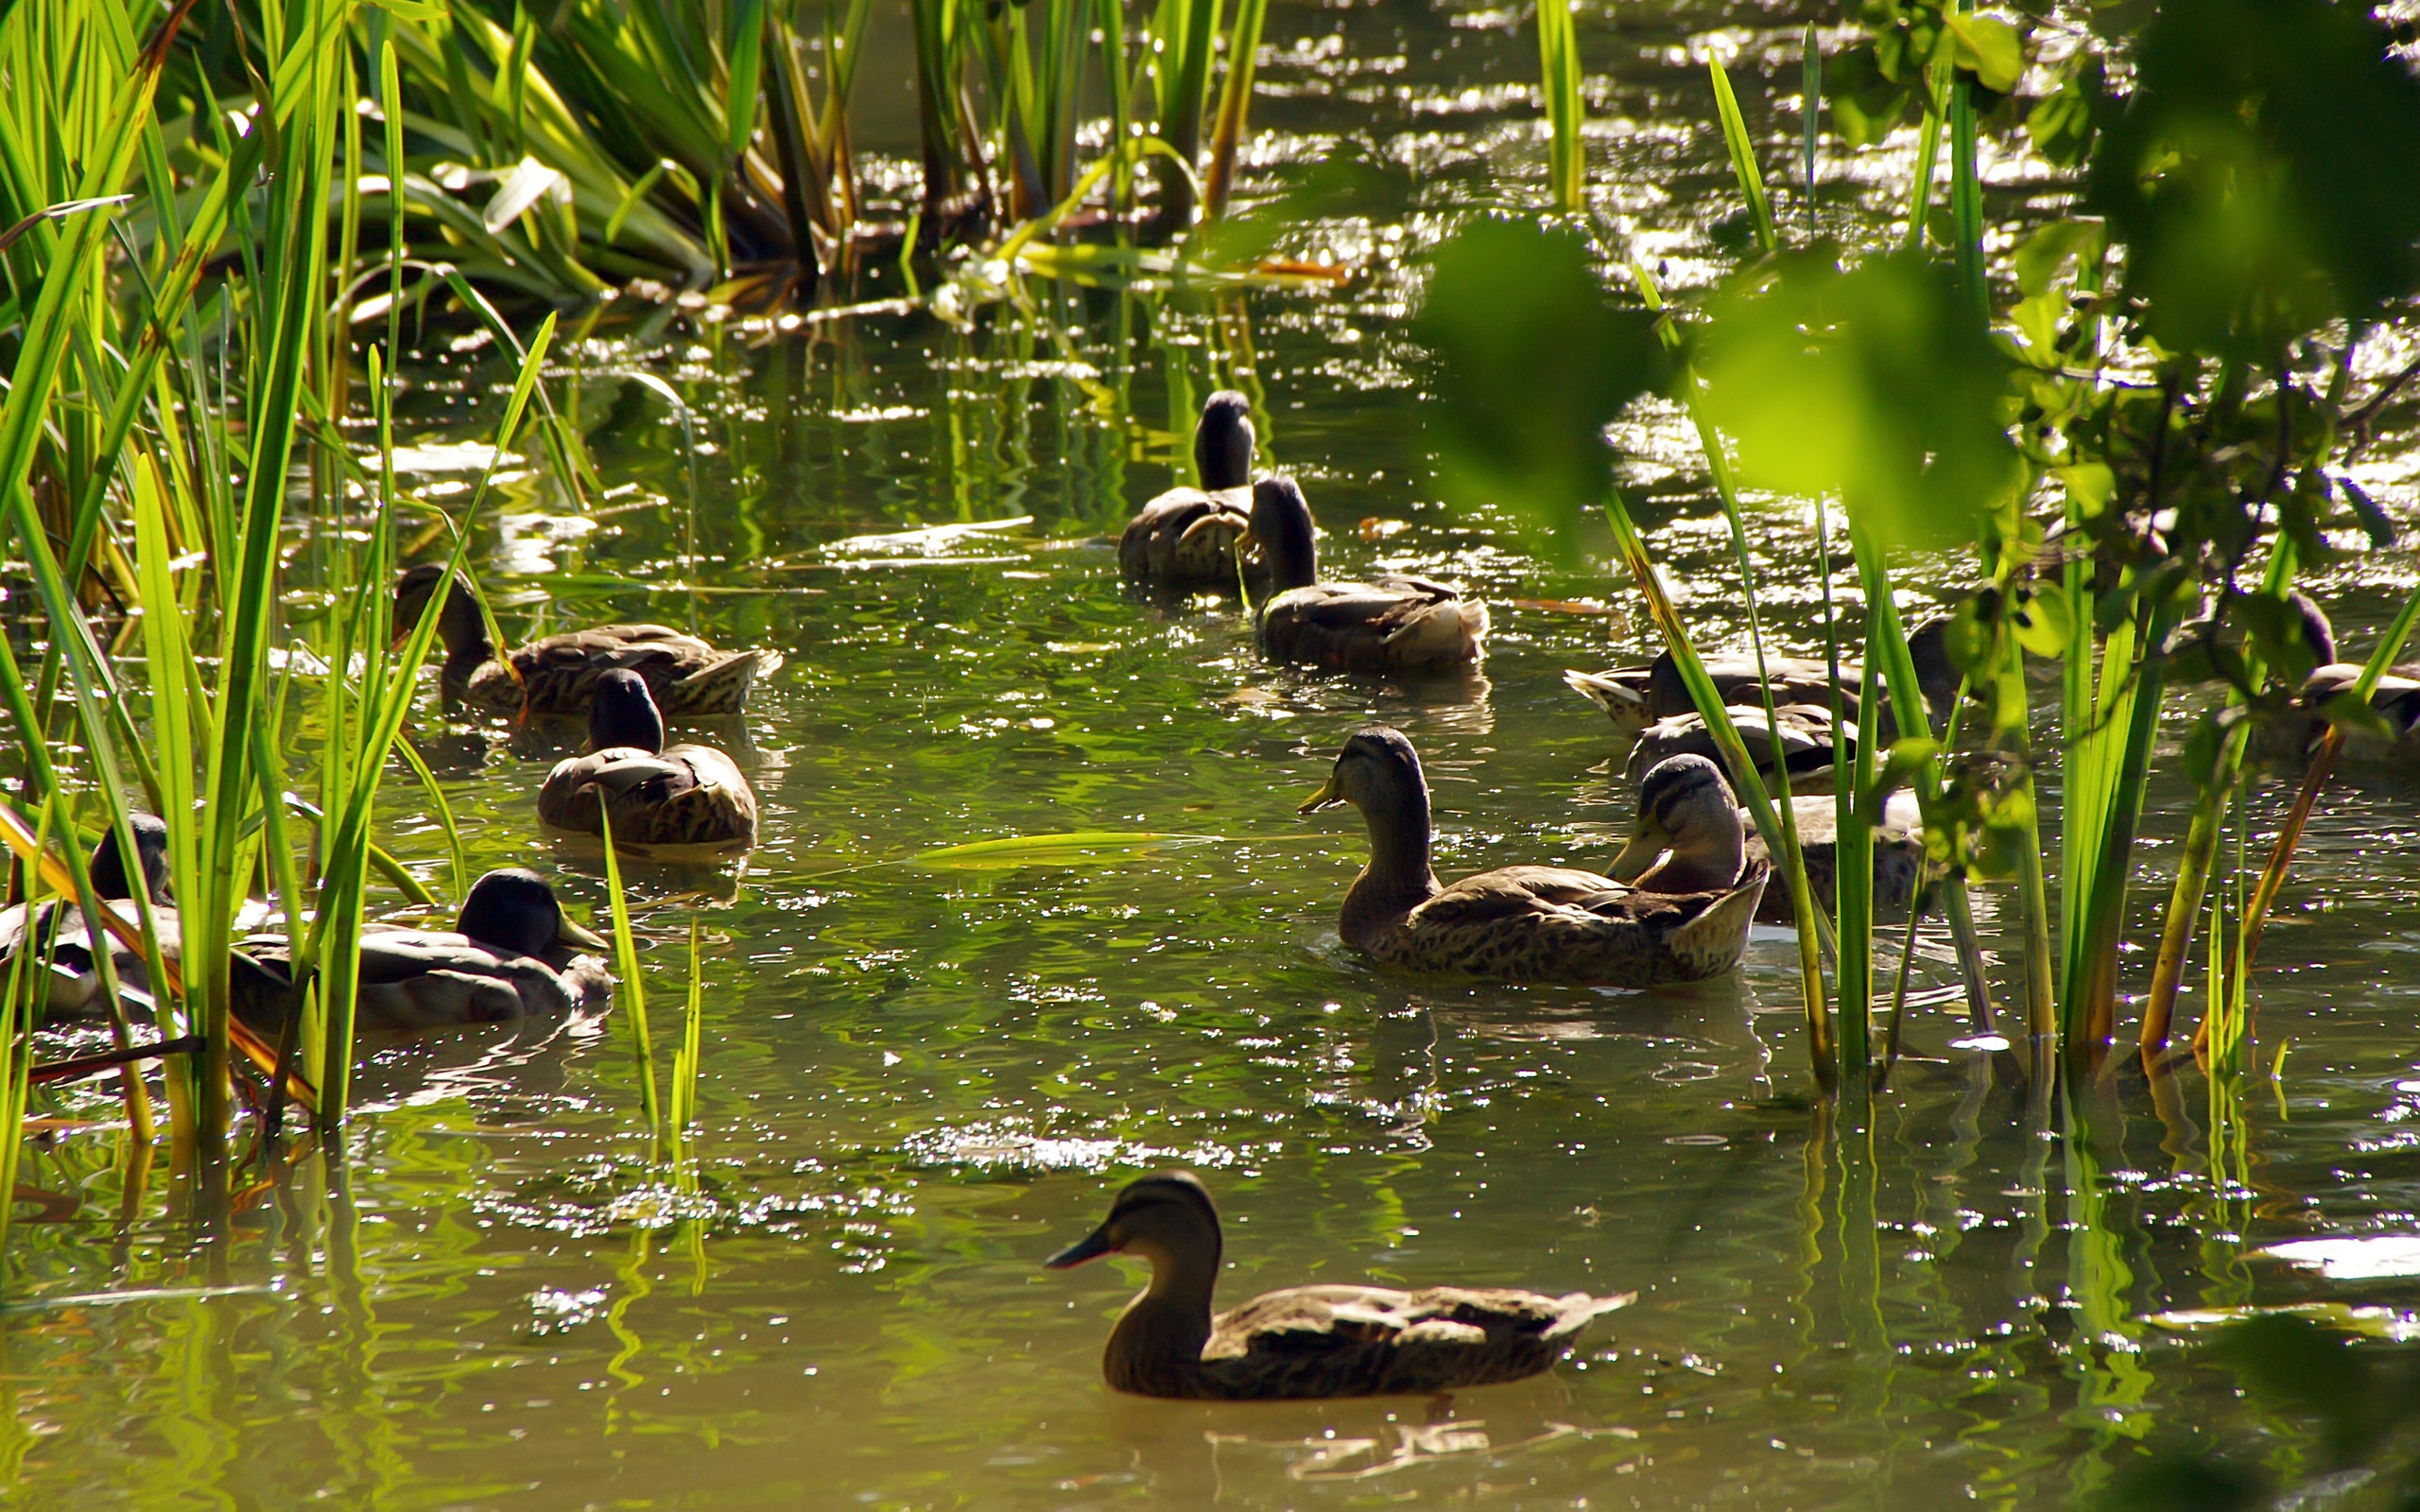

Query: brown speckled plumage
1563;618;1956;742
1046;1172;1629;1400
1743;793;1930;926
536;670;758;850
1251;480;1487;675
397;564;780;718
1119;390;1265;594
1303;729;1762;987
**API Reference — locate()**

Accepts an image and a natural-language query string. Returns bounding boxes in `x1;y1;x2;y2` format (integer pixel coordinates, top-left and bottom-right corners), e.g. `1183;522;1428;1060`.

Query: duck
1622;790;1930;928
1118;390;1261;594
395;563;782;718
1045;1171;1630;1400
1249;479;1487;674
1623;701;1854;793
1299;728;1765;985
234;868;613;1035
1564;617;1957;744
1;815;174;1020
536;670;759;850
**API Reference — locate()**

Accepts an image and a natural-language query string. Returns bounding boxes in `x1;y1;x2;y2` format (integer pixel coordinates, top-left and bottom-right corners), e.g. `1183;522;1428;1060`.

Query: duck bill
1044;1226;1117;1269
1297;775;1343;816
557;915;612;952
1607;830;1664;884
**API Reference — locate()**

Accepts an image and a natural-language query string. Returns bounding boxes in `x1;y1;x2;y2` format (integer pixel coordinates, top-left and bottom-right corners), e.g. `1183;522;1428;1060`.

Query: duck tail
1666;861;1770;980
1563;668;1651;739
1543;1290;1635;1338
676;648;782;714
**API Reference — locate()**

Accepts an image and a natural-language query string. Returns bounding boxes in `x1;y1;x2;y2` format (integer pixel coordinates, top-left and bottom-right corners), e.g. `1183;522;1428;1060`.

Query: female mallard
1250;479;1487;674
1623;701;1854;791
235;868;612;1034
1300;729;1764;985
395;564;781;718
537;669;759;850
1564;618;1956;743
1626;791;1929;928
3;816;172;1020
1118;390;1260;593
1046;1171;1629;1400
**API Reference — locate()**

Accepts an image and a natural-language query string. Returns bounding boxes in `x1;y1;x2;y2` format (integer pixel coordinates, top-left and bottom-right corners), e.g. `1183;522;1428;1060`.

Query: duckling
1250;479;1487;675
235;868;612;1034
537;670;759;850
1564;617;1957;744
1118;390;1261;593
1301;730;1765;985
1046;1171;1630;1400
395;564;782;718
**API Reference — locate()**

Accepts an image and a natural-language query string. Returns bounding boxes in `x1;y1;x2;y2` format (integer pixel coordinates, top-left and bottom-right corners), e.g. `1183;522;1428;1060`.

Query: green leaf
2085;0;2420;355
1694;251;2023;549
1413;217;1670;558
1943;12;2022;94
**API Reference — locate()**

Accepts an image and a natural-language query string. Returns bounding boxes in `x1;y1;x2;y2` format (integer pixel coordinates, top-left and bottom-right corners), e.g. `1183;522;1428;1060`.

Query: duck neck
1254;493;1318;591
441;590;500;672
1102;1236;1220;1395
1340;789;1442;943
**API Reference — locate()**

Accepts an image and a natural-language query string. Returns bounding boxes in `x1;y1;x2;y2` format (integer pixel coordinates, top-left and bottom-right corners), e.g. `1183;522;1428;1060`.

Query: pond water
13;0;2420;1506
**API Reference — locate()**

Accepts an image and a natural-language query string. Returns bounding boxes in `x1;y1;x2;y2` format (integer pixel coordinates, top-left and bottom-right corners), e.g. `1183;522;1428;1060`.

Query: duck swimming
1250;478;1488;674
1;816;175;1019
536;669;760;850
1564;617;1958;744
1118;390;1260;594
235;868;612;1034
395;564;781;718
1046;1171;1629;1400
1300;729;1764;985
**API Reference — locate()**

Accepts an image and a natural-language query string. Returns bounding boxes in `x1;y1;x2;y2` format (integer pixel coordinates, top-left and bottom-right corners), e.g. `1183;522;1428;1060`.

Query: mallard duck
1046;1171;1630;1400
1250;479;1488;675
537;670;759;850
1623;702;1854;791
1642;791;1929;927
235;868;612;1034
1300;729;1765;985
1;816;171;1020
1118;390;1261;593
395;564;782;718
2259;662;2420;766
1564;617;1956;744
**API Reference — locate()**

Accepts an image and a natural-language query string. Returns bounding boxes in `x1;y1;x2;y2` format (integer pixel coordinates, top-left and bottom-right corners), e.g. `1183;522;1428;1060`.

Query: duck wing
1197;1284;1631;1399
1369;866;1767;985
1120;487;1253;589
1260;579;1487;673
507;625;724;713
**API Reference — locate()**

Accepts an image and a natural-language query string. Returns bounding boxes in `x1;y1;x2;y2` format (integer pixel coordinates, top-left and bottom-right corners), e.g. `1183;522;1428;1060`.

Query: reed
1535;0;1582;213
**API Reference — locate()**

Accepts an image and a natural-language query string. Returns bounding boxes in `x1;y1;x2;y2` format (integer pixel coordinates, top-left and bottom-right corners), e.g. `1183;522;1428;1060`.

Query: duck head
1608;754;1745;893
1300;725;1434;892
394;564;493;662
89;813;171;903
589;669;667;754
1246;476;1319;593
457;868;609;957
1195;390;1256;492
1046;1171;1223;1280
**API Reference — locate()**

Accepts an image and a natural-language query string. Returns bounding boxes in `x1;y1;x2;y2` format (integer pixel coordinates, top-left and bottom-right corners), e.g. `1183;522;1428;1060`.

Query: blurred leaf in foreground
2085;0;2420;357
1694;251;2021;549
1412;216;1668;557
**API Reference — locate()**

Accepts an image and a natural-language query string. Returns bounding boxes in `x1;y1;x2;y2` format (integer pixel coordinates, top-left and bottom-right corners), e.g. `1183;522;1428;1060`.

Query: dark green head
89;814;170;903
1247;476;1320;592
394;564;492;660
1195;390;1255;491
1045;1171;1222;1270
457;868;609;957
589;669;666;754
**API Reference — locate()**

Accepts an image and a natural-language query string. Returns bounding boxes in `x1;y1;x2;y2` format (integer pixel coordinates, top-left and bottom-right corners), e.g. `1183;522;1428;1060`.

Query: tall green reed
1535;0;1582;213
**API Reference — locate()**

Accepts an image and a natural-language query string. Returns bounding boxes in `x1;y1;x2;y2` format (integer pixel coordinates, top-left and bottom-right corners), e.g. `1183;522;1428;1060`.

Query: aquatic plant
1419;0;2420;1092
